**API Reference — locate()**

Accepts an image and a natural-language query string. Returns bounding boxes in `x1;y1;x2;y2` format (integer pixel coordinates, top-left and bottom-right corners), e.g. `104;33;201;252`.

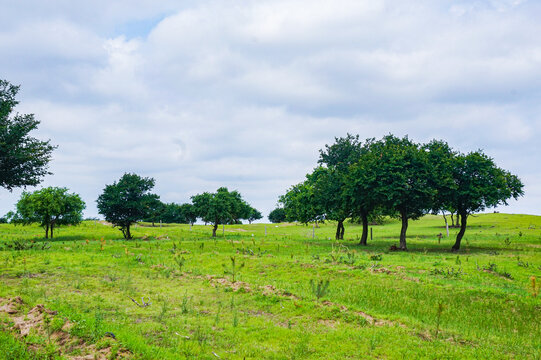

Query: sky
1;0;540;219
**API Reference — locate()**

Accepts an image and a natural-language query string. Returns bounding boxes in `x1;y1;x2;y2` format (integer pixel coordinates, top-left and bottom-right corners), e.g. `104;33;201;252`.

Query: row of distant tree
3;174;261;239
269;134;524;251
0;79;524;249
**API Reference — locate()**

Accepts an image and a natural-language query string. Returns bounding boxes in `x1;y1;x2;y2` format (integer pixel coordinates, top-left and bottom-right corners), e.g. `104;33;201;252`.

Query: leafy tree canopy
97;173;157;239
268;207;286;223
191;187;255;237
0;80;56;191
14;187;85;238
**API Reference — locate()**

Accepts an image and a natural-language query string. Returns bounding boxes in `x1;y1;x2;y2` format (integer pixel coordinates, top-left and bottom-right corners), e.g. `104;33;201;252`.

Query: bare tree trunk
450;212;455;227
50;224;54;239
212;223;218;237
340;222;345;240
359;212;368;246
126;224;132;239
399;210;408;250
335;221;340;240
45;224;49;239
452;212;468;251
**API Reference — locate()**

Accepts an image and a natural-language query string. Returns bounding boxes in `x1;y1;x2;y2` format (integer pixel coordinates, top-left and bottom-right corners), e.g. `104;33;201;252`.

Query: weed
223;256;245;283
309;279;330;301
173;254;186;272
370;254;383;261
181;291;192;314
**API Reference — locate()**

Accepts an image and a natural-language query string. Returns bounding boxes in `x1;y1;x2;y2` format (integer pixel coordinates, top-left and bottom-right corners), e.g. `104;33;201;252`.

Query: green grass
0;213;540;359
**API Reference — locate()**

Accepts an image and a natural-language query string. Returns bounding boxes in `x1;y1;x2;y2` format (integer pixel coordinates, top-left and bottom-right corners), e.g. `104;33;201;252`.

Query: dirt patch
259;284;300;299
320;300;405;328
0;297;131;359
318;319;339;328
370;267;394;274
206;275;252;293
0;296;24;314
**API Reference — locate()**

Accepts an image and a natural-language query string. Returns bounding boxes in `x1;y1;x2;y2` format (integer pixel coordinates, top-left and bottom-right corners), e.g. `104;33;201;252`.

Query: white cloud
1;0;540;218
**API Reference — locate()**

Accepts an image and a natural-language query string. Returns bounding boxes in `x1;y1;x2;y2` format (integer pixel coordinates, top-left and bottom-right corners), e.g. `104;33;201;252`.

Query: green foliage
96;173;157;239
247;207;263;224
0;79;56;191
309;279;330;301
279;181;324;224
13;187;85;238
268;207;286;223
192;187;257;237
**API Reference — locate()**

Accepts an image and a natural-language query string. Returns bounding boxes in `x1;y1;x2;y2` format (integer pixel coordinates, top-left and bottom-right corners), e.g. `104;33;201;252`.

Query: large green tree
191;187;256;237
315;134;363;240
14;187;85;238
446;151;523;251
368;135;434;250
97;173;157;239
346;138;379;245
0;80;56;191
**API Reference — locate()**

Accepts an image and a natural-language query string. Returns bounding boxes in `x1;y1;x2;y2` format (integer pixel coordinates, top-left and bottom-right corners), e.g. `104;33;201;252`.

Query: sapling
223;256;244;283
309;279;330;302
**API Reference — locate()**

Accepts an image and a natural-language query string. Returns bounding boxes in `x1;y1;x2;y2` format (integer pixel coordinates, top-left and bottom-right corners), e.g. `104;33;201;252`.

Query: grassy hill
0;213;540;359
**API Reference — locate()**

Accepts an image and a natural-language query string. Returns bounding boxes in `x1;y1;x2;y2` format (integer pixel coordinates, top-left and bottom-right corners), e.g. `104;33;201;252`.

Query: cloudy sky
1;0;540;218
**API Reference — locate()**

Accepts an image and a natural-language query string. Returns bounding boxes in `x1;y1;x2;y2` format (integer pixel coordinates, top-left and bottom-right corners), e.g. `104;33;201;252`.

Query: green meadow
0;213;540;359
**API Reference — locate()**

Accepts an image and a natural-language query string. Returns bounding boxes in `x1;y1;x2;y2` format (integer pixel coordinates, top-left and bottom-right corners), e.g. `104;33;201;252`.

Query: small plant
158;299;169;323
309;279;330;301
173;254;186;272
223;256;245;283
430;267;463;278
504;237;511;247
516;256;529;268
180;291;192;314
370;254;382;261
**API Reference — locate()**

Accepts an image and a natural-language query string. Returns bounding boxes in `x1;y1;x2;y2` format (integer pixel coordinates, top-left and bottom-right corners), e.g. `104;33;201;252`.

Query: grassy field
0;213;540;359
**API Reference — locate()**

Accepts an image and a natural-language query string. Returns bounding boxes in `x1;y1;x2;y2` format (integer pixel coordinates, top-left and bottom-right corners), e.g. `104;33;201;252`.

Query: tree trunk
450;213;455;227
452;212;468;251
50;224;54;239
335;220;343;240
212;223;218;237
126;224;132;239
359;212;368;245
340;222;345;240
45;224;49;239
399;210;408;250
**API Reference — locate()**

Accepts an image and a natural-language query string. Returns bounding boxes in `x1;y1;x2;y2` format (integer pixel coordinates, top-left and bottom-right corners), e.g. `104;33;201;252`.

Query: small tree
142;195;165;226
268;207;286;223
0;79;56;191
191;187;256;237
247;207;262;224
97;173;157;239
446;151;523;251
179;203;197;225
279;181;324;225
315;134;363;240
14;187;85;238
